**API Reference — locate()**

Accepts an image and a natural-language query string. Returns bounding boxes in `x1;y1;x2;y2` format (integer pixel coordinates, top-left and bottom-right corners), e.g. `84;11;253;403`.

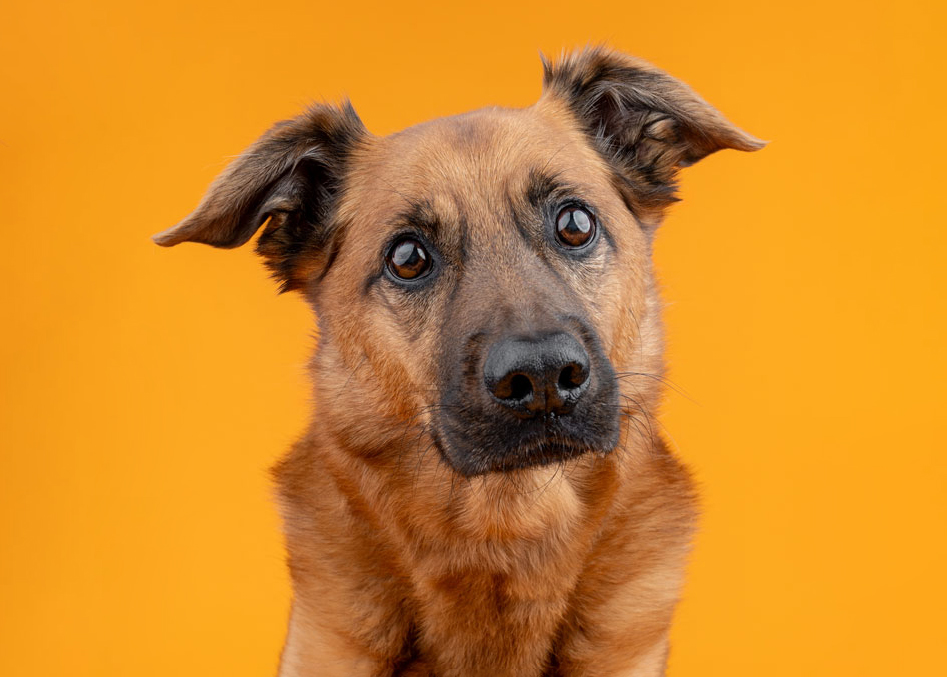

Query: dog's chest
400;539;585;676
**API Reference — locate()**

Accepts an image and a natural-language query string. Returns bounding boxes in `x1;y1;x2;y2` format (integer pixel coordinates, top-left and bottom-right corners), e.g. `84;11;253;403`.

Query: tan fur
273;101;693;676
155;47;763;676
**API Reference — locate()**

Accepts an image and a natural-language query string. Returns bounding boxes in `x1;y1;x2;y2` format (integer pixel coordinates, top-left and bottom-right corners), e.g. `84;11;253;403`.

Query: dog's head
155;47;762;477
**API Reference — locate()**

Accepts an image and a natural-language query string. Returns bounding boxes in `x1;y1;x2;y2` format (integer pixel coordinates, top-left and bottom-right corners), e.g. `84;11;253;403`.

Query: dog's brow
525;169;571;209
393;198;440;238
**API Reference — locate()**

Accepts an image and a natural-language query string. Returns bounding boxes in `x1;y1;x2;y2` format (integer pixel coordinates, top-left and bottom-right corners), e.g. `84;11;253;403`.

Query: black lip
496;438;612;472
435;390;621;477
440;430;618;477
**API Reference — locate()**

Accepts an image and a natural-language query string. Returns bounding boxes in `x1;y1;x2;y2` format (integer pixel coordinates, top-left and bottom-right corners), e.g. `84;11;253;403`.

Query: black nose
483;332;591;418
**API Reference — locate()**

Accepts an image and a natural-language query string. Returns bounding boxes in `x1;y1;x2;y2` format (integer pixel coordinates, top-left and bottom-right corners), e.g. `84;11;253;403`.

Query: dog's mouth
493;436;610;473
434;406;620;477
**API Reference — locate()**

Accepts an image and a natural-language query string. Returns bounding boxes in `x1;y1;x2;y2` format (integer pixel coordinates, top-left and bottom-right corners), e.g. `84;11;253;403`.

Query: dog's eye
555;207;596;248
386;238;431;280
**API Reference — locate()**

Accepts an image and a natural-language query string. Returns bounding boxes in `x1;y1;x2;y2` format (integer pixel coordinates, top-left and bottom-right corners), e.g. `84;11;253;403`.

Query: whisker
613;371;695;402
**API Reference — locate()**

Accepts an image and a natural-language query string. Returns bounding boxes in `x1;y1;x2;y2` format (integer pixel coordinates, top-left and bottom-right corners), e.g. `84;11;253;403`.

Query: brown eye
555;206;596;248
386;238;431;280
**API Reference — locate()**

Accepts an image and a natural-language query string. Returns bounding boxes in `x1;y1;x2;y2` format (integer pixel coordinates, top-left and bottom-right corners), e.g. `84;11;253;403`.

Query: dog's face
155;48;762;477
329;107;632;476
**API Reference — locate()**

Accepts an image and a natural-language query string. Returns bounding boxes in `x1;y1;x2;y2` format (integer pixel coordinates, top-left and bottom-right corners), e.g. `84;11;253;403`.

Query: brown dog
155;46;762;676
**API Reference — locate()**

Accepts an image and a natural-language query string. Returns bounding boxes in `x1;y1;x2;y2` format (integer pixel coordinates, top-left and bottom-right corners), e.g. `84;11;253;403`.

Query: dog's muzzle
436;323;620;477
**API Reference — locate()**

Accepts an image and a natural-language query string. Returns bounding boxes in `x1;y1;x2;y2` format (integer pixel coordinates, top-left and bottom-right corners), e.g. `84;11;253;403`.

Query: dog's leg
277;602;414;677
278;604;373;677
551;635;670;677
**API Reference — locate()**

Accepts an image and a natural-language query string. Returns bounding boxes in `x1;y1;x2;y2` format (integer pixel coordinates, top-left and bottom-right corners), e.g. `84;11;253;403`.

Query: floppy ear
153;101;367;292
542;47;765;221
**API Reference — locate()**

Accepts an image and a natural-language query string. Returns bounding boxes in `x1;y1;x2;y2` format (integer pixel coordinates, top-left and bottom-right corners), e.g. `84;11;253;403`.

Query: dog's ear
153;102;366;292
542;47;765;220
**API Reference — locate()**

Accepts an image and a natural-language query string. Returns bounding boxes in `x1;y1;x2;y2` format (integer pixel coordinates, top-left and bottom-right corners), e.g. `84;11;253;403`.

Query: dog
154;46;763;676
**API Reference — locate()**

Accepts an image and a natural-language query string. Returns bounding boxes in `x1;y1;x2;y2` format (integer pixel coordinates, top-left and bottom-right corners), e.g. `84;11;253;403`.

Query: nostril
483;333;589;415
558;363;589;391
506;373;533;401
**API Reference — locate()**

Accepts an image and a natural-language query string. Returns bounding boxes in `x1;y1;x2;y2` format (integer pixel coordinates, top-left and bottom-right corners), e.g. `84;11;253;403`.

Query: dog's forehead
342;104;613;242
378;106;576;178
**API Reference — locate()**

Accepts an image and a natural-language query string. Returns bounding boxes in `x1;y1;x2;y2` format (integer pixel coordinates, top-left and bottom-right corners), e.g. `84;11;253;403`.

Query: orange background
2;1;945;675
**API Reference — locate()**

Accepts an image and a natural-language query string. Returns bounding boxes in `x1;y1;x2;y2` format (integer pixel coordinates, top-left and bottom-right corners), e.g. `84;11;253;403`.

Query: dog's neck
295;418;656;568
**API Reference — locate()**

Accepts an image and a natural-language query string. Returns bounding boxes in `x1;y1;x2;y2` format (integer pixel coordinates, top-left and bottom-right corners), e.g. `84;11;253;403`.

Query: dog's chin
491;439;613;474
435;428;620;478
